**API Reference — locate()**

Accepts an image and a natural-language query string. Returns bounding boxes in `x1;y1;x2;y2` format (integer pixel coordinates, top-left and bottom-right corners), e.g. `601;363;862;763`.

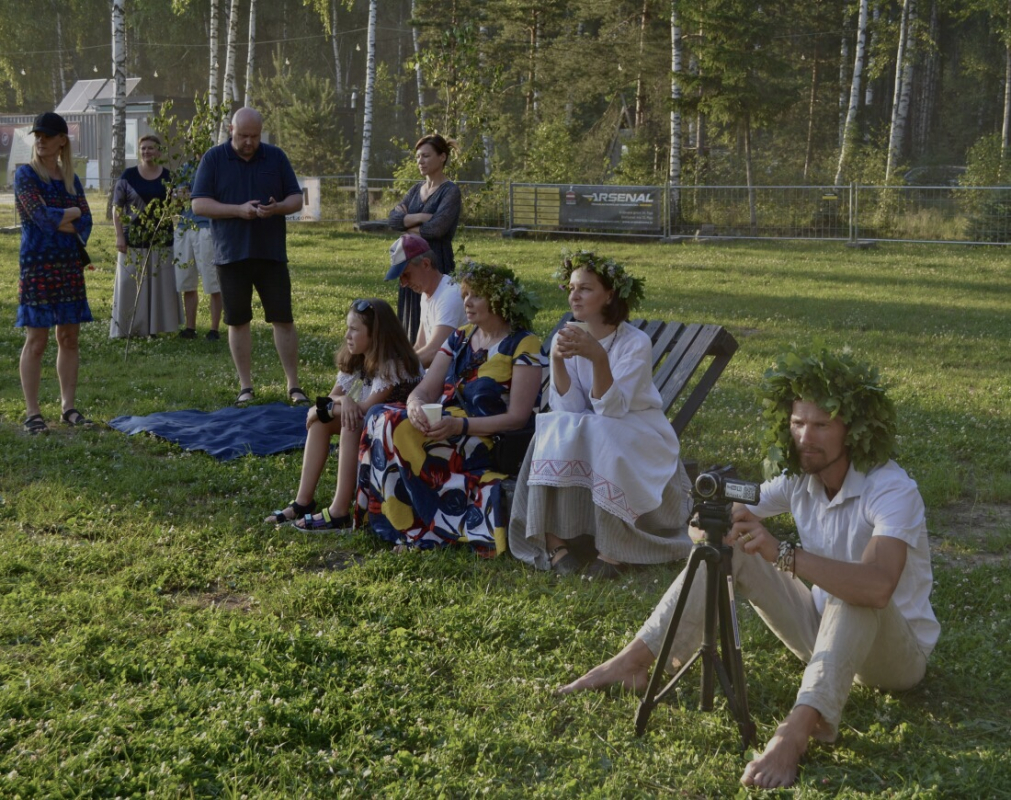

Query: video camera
693;465;761;506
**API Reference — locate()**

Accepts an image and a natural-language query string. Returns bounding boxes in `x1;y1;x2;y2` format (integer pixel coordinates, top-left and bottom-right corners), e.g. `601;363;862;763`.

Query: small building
1;78;180;189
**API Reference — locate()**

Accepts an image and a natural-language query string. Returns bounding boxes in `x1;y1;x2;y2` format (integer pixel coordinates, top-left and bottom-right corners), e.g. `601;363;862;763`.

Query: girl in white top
508;251;693;577
264;298;423;531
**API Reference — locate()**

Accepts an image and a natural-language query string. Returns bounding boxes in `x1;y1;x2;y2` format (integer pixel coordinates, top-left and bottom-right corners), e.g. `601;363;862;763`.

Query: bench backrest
539;314;738;436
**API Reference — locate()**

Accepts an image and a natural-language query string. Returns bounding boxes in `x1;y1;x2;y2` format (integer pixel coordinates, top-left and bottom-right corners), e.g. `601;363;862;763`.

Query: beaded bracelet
776;541;800;577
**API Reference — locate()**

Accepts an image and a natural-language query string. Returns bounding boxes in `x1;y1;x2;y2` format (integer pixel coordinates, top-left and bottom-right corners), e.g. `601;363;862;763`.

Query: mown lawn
1;225;1009;798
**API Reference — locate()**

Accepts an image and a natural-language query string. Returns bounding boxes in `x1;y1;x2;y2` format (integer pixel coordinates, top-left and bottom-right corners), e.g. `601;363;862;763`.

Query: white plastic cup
421;403;443;425
566;321;590;332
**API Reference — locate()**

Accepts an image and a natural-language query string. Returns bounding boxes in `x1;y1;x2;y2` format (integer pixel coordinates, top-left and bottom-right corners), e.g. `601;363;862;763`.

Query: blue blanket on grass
108;403;309;461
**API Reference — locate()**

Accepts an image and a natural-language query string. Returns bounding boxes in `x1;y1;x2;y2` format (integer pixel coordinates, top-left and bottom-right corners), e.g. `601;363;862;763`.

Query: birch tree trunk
525;10;539;119
480;24;494;177
1003;41;1011;178
886;0;916;182
669;1;682;222
635;0;649;129
691;41;706;184
218;0;241;142
356;0;377;223
744;116;757;235
54;2;67;101
109;0;126;218
804;50;819;181
864;1;879;110
411;0;427;133
244;0;257;107
209;0;220;107
838;6;850;147
331;0;344;97
1001;0;1010;178
835;0;869;186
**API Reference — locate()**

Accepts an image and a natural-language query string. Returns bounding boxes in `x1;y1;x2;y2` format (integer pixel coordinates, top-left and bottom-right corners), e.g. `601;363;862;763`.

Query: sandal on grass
264;499;316;525
288;386;310;406
61;408;93;427
548;546;581;576
23;414;48;435
292;508;353;532
235;387;255;406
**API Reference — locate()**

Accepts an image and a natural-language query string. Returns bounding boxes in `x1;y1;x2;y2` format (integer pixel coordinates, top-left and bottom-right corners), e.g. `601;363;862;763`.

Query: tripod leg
699;555;721;711
634;546;710;737
716;549;756;749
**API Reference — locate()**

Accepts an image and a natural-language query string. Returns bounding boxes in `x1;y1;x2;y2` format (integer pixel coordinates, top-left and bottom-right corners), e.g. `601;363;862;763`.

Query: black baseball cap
30;111;69;137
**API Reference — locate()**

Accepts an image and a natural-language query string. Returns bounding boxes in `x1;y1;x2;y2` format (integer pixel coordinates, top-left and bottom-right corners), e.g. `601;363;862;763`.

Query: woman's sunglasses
351;299;373;313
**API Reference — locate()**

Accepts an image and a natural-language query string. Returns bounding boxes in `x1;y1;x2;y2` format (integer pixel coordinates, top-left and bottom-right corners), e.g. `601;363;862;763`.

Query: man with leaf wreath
558;344;940;789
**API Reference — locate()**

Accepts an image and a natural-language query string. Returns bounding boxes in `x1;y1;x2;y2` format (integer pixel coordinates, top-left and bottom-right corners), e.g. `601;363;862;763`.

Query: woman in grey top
389;133;461;343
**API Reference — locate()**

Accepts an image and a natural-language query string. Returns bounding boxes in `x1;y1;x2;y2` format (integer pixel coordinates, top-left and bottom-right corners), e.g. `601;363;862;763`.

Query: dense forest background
2;0;1009;187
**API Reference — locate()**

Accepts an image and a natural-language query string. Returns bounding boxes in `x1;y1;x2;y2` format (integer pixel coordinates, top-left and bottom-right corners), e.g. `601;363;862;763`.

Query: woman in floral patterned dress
356;261;543;555
15;112;93;434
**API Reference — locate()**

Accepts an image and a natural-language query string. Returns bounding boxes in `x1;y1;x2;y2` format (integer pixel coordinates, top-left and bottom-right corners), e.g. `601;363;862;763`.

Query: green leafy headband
761;342;898;479
554;249;646;311
456;259;540;331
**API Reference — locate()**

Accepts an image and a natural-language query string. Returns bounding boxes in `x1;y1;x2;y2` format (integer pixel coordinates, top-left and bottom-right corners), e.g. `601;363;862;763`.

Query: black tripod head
690;465;761;546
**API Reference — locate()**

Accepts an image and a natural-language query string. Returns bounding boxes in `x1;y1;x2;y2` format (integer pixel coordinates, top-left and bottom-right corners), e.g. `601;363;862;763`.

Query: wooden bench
536;313;739;437
497;315;739;511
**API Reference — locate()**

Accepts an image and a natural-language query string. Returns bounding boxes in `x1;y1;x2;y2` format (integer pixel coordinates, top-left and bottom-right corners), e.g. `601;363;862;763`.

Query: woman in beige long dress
110;134;181;338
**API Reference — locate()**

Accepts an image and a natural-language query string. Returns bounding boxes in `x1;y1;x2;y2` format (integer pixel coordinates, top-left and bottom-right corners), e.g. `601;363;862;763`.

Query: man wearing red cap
385;234;464;367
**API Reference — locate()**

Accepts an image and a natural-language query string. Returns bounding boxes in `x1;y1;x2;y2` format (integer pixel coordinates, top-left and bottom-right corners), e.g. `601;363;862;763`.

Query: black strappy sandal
548;546;581;576
23;414;48;435
264;499;316;525
61;408;93;427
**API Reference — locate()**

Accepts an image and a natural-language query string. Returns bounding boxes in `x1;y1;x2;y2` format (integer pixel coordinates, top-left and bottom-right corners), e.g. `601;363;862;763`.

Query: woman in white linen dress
508;251;693;578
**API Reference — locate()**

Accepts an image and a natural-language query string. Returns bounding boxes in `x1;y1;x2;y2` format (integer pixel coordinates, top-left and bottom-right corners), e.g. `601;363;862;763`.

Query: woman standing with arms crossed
388;134;461;343
15;112;93;433
109;134;181;338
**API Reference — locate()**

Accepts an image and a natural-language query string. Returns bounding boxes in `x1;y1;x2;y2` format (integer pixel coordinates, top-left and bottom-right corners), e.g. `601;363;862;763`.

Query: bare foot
740;705;821;789
556;638;655;695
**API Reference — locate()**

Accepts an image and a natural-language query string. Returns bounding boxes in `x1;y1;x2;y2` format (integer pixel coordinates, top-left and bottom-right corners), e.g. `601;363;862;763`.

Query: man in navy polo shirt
191;106;308;406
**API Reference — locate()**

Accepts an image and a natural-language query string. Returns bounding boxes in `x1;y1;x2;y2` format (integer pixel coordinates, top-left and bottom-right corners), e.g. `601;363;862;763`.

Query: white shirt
336;359;423;401
421;274;465;342
754;460;940;655
530;323;685;524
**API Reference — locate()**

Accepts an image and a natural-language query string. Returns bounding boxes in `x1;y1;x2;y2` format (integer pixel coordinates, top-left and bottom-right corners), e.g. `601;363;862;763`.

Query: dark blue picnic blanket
108;402;308;461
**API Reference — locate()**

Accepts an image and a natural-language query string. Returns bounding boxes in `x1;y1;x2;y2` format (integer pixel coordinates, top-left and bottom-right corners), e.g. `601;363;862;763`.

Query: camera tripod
634;500;757;751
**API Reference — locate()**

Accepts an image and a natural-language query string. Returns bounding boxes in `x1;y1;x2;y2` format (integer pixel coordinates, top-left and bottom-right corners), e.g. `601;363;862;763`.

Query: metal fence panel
312;176;507;229
4;178;1008;246
853;185;1011;245
669;185;851;241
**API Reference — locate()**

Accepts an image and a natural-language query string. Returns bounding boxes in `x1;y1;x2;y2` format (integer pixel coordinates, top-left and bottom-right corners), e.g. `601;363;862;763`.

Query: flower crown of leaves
760;342;898;480
456;259;540;331
554;249;646;311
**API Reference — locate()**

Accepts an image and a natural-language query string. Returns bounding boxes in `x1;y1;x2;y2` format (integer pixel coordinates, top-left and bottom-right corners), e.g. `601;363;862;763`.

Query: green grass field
1;226;1009;798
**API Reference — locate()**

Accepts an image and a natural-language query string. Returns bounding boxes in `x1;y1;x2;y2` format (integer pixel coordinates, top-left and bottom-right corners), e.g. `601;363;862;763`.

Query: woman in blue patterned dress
15;112;93;434
356;261;543;555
